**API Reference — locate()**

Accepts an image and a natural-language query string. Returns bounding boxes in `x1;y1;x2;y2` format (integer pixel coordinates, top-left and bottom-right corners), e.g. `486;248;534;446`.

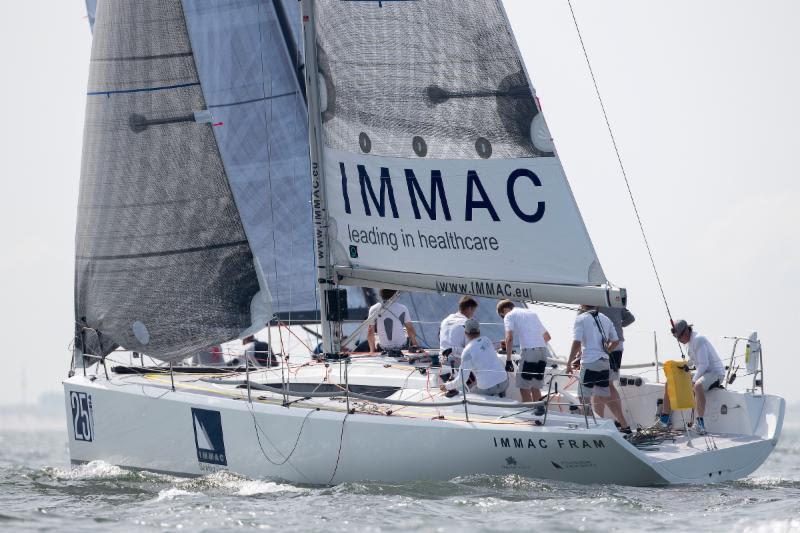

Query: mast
301;0;339;354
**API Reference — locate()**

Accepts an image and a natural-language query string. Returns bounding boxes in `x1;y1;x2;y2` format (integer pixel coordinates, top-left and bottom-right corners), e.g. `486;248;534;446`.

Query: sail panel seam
76;240;249;261
87;82;200;97
92;52;194;62
208;91;297;109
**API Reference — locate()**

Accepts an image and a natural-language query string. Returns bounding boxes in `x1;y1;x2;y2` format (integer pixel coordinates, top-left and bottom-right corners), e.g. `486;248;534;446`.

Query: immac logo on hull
192;408;228;467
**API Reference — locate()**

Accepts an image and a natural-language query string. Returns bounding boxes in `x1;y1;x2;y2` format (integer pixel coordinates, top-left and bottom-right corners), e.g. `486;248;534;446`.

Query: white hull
63;359;784;486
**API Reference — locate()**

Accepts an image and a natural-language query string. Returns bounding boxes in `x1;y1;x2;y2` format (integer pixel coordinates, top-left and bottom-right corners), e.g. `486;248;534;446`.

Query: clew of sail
311;0;623;307
75;0;270;361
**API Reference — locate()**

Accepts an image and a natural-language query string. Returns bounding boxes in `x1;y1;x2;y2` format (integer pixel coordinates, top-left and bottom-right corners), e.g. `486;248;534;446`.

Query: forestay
312;0;623;306
75;0;269;361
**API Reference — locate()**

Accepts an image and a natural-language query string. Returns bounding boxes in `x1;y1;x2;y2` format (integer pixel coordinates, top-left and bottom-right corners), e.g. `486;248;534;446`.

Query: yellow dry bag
664;360;695;410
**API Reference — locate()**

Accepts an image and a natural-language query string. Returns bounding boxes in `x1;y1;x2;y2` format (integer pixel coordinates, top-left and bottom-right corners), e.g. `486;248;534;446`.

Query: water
1;414;798;532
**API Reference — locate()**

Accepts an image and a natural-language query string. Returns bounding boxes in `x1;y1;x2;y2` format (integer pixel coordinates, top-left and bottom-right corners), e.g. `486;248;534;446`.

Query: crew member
367;289;418;353
497;300;551;402
439;295;479;362
658;320;725;434
598;306;635;420
241;335;274;366
440;319;507;396
567;305;630;433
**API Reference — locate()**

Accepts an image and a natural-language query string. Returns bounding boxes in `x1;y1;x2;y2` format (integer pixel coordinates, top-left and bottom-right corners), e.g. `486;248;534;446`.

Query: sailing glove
505;360;515;373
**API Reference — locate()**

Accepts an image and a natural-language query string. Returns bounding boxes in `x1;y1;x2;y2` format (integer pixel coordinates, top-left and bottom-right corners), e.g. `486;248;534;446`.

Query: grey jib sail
75;0;266;361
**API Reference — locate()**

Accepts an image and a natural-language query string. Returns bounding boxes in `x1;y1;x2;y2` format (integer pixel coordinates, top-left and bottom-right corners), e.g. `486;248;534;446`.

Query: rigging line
278;320;314;353
566;1;679;334
248;404;315;484
327;412;350;485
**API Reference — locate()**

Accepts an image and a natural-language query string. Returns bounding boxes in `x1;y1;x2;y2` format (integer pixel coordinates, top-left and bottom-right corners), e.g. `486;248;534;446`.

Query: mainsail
75;0;269;361
310;0;623;307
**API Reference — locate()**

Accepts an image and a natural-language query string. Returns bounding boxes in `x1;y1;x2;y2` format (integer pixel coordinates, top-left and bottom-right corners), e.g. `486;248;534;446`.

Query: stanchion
245;354;252;403
459;368;470;423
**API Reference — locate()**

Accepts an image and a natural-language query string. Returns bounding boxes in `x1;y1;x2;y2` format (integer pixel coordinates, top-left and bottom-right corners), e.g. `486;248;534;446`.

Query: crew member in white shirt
567;305;630;433
440;319;508;396
496;300;551;402
367;289;418;353
439;296;478;362
658;320;725;434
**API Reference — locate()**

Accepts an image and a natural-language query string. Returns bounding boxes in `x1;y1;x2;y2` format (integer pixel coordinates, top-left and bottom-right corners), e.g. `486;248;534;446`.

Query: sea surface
1;410;798;532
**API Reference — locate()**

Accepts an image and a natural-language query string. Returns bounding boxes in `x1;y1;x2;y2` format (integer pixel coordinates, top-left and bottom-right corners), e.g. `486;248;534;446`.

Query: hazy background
0;1;798;410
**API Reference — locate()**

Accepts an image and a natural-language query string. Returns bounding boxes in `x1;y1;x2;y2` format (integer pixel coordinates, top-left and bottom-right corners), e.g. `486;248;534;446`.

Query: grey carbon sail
314;0;555;160
80;0;508;343
75;0;267;361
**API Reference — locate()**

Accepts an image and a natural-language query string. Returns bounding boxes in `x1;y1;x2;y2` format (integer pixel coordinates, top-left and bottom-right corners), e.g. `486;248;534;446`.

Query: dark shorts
609;350;623;380
516;347;548;389
579;358;611;398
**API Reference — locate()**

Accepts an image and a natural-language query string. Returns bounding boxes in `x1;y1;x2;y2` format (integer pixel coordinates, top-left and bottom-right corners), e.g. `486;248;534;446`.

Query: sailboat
65;0;785;485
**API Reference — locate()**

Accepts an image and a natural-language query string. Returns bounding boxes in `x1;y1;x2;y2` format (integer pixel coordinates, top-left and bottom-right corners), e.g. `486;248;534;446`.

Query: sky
0;1;798;405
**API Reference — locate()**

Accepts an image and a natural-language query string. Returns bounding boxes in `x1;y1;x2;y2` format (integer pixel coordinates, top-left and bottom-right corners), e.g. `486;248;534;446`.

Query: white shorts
694;372;725;391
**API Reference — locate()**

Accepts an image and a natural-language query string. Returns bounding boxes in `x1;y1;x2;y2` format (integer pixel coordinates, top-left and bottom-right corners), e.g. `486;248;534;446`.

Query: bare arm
368;325;377;353
607;340;619;352
567;340;582;373
405;322;418;346
504;331;514;361
543;330;551;343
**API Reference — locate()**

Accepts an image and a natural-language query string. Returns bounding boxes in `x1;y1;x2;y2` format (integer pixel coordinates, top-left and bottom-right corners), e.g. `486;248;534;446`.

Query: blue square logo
191;408;227;466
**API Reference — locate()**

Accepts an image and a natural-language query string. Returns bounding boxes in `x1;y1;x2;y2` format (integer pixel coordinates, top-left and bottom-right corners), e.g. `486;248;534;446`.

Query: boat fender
664;360;695;410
